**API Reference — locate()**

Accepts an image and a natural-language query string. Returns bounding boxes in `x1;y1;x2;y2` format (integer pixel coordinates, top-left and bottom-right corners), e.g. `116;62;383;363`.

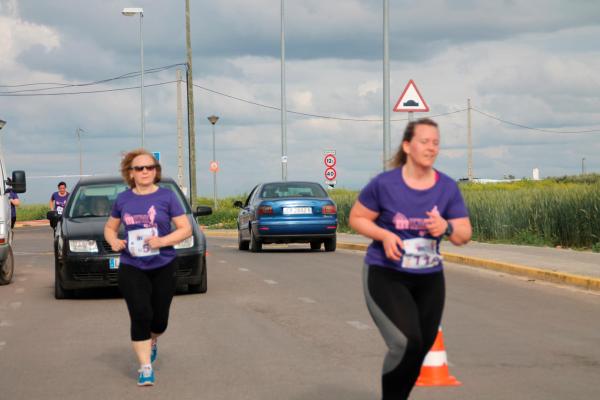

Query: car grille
73;271;118;283
100;240;119;254
176;265;192;277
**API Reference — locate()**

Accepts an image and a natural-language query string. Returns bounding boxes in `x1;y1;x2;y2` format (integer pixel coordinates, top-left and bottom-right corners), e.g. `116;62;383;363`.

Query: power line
0;81;176;97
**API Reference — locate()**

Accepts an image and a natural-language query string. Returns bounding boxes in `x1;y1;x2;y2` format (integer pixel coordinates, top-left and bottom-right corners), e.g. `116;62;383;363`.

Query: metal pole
212;124;217;209
176;70;184;188
139;12;145;148
76;128;82;176
185;0;197;206
582;157;586;175
281;0;288;181
383;0;390;172
467;98;473;180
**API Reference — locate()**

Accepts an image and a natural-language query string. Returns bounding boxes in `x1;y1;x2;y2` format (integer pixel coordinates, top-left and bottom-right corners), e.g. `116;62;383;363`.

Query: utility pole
76;127;84;176
582;157;586;175
185;0;197;206
467;98;473;180
382;0;391;171
176;69;184;189
280;0;288;181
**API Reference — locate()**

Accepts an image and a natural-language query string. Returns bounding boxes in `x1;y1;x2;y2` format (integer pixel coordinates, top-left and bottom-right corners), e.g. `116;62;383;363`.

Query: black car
48;176;212;299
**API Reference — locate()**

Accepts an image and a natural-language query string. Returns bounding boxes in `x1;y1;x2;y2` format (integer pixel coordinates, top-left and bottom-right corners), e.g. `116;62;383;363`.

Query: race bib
401;238;442;269
56;206;64;215
128;227;160;257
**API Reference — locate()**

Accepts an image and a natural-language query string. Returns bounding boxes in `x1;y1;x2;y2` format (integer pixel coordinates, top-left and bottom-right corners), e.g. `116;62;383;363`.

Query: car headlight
174;235;194;249
69;240;99;253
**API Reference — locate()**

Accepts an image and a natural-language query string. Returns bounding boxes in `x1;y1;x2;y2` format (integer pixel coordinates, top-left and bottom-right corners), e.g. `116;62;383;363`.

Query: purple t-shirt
51;192;69;215
111;187;185;270
8;190;18;218
358;168;469;274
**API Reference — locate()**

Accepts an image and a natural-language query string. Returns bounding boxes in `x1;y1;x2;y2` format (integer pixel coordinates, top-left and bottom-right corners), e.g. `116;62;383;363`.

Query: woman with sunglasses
104;149;192;386
349;118;471;400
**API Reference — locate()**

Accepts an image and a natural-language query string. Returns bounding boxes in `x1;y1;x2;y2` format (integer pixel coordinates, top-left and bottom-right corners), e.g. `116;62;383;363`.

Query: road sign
209;161;219;172
324;167;337;181
152;151;161;161
324;153;337;168
393;80;429;112
325;180;336;187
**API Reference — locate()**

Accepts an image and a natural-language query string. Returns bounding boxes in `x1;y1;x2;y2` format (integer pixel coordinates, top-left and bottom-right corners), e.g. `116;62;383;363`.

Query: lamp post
208;115;219;210
122;7;145;148
280;0;287;181
582;157;586;175
76;127;85;176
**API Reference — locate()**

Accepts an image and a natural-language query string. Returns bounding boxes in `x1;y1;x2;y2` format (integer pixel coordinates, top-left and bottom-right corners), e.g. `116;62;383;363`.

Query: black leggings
363;264;445;400
118;261;177;341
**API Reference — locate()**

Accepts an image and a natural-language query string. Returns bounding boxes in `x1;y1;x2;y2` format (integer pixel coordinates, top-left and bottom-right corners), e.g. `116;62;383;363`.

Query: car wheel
249;227;262;253
54;257;72;299
0;247;14;285
189;256;208;294
310;241;321;251
324;236;336;252
238;227;249;251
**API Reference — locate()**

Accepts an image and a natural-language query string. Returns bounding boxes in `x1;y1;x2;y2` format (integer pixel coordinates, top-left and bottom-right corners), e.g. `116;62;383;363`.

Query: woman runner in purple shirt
349;118;472;400
104;149;192;387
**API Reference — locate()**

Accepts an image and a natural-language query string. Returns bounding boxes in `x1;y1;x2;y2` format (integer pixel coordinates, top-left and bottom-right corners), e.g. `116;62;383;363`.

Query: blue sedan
234;181;337;252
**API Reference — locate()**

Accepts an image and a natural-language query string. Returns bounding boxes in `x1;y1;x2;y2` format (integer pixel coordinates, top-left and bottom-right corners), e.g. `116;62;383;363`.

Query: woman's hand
425;206;448;237
382;231;404;261
145;235;164;250
110;239;126;252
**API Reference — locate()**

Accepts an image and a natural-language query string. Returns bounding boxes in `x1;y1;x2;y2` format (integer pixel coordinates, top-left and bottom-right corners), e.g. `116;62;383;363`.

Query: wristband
443;221;453;237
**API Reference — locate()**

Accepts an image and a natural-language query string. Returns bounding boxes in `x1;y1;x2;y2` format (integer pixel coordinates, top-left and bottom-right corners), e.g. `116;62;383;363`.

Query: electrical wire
0;81;176;96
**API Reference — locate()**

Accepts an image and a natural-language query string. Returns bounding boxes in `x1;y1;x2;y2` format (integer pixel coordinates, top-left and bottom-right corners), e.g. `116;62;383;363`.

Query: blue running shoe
151;342;158;363
137;367;155;386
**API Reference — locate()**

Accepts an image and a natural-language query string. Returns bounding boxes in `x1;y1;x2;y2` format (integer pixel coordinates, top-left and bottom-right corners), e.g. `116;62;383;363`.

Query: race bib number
401;238;442;269
56;206;64;215
128;227;160;257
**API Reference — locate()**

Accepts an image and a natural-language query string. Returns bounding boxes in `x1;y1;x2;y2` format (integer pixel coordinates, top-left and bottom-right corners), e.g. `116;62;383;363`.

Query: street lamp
208;115;219;210
76;127;85;176
122;7;145;148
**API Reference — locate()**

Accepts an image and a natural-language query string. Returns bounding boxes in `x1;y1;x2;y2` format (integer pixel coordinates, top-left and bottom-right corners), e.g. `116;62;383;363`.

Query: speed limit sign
324;153;336;168
324;167;337;181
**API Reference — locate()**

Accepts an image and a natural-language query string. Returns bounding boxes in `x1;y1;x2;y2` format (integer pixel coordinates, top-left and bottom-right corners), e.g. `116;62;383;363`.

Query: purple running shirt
111;187;185;270
51;192;69;215
358;168;468;274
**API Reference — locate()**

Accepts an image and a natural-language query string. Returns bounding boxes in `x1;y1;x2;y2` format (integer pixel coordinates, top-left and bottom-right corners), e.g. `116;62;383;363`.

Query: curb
203;231;600;292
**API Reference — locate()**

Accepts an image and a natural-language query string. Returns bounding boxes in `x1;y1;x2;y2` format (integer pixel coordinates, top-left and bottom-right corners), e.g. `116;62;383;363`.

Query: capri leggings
363;264;445;400
118;261;177;341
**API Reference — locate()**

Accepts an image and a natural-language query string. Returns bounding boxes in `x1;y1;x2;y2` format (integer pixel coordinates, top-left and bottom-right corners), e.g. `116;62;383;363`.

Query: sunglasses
129;164;158;172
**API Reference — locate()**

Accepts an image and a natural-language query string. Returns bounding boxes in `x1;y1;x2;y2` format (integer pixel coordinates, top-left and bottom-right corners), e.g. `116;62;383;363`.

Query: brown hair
120;148;162;188
390;118;439;168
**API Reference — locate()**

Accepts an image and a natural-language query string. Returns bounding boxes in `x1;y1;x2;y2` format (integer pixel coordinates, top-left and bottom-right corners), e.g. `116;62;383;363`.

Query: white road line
218;260;227;264
346;321;372;330
17;277;27;282
15;288;25;294
298;297;317;304
264;279;278;285
238;268;249;272
9;302;22;310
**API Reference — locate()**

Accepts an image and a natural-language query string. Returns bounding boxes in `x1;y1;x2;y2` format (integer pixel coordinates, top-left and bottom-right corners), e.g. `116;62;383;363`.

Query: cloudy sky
1;0;599;203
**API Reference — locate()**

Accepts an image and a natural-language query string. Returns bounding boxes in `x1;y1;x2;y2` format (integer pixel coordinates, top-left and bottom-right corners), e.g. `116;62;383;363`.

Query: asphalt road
1;227;599;399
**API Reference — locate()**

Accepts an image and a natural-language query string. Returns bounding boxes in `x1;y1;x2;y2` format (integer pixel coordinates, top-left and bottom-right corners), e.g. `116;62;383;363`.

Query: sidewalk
206;229;600;292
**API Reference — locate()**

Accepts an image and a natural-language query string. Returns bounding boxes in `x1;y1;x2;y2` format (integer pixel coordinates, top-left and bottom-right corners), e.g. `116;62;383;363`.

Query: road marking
0;320;13;327
346;321;372;330
298;297;317;304
218;260;227;264
264;279;278;285
17;277;27;282
15;288;25;294
9;302;22;310
238;268;249;272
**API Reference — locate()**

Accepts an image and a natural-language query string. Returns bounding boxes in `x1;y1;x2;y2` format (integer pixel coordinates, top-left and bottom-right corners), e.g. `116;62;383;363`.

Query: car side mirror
233;200;243;208
193;205;212;217
7;170;26;193
47;210;60;229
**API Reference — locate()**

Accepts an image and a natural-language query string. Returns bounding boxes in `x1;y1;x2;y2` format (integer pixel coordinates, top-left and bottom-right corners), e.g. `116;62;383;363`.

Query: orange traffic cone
415;327;461;386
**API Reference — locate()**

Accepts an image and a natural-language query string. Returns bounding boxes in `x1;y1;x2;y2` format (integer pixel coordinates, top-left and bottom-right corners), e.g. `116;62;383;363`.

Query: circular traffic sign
324;167;337;181
209;161;219;172
324;153;336;167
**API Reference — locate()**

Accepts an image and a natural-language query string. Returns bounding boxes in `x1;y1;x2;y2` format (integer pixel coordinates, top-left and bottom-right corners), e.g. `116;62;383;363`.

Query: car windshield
67;182;190;218
259;183;328;199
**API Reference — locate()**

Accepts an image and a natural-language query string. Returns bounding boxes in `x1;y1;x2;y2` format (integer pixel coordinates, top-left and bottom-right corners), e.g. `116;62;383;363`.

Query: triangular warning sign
393;79;429;112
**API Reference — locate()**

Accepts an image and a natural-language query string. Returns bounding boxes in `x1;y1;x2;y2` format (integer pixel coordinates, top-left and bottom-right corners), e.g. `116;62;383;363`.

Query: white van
0;167;26;285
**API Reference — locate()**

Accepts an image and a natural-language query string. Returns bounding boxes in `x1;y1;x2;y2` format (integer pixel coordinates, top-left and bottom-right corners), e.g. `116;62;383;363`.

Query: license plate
283;207;312;215
109;257;120;270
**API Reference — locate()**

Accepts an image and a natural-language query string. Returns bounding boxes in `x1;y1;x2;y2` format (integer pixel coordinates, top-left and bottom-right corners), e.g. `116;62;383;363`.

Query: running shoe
151;342;158;363
137;367;155;386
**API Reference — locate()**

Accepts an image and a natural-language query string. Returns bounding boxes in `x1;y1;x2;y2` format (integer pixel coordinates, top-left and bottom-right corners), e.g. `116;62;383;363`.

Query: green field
18;174;600;251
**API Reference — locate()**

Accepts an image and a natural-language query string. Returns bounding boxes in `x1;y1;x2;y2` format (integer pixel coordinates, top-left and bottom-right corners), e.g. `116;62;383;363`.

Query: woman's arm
446;217;472;246
146;215;192;249
104;216;126;252
349;200;403;261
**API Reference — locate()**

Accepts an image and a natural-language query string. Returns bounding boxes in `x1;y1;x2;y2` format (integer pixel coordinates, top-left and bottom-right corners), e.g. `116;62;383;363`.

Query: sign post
323;150;336;188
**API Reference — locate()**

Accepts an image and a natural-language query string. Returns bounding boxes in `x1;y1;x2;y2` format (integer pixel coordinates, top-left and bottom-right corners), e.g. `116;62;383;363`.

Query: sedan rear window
259;183;328;198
